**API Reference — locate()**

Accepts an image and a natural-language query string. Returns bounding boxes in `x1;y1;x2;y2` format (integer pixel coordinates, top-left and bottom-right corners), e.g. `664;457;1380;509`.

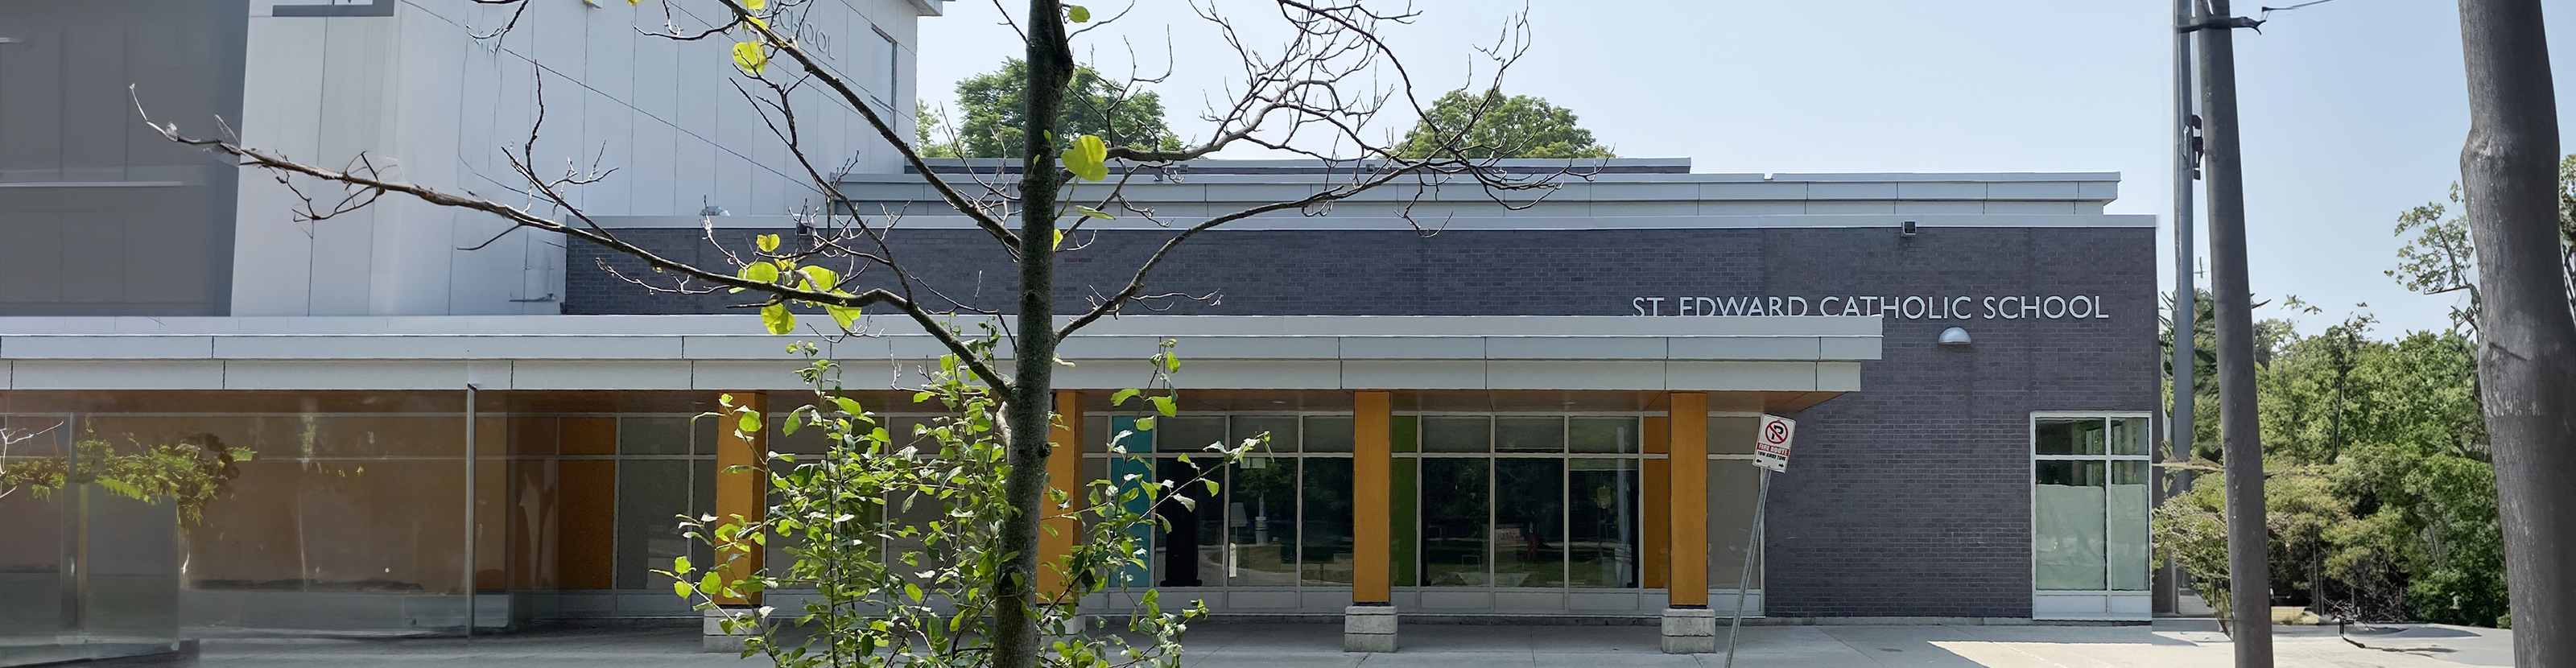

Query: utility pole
2456;0;2574;663
2189;1;2270;665
2162;0;2198;618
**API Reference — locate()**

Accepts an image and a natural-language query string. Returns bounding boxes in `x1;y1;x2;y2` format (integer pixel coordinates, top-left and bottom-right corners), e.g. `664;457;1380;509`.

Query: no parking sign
1753;414;1794;472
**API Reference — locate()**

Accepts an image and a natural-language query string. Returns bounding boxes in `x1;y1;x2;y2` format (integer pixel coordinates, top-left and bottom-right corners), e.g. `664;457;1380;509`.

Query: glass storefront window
1494;418;1563;453
1299;457;1354;584
1491;458;1564;588
1419;417;1489;453
1568;458;1640;588
1569;418;1638;454
2033;414;2152;593
1417;457;1488;586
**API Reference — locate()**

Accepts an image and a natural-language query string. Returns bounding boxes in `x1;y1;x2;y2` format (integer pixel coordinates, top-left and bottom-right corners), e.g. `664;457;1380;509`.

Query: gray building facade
560;160;2162;621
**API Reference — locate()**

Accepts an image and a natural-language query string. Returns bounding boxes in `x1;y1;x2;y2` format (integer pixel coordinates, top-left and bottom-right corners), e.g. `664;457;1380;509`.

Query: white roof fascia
594;213;2156;230
0;315;1880;393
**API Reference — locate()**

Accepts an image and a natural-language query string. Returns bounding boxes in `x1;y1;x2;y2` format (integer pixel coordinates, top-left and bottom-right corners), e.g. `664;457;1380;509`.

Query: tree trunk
2195;2;2273;664
994;2;1075;668
2458;0;2575;661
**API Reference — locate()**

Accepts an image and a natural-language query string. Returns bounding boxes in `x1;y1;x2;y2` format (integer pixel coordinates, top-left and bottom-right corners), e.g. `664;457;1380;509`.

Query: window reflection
1568;459;1639;588
1492;458;1563;588
1418;458;1488;586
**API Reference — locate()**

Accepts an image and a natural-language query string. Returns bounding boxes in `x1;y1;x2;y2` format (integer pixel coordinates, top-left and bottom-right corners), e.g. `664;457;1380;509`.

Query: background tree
2390;155;2576;333
1393;89;1614;159
2156;312;2505;627
943;59;1183;159
147;2;1565;666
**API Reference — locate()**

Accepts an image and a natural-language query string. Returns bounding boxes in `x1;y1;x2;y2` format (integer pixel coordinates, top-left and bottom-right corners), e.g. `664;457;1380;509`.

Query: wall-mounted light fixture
1938;326;1972;347
1901;221;1919;237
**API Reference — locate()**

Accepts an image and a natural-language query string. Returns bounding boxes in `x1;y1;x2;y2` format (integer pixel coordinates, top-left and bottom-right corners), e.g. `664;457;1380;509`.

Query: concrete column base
1661;607;1718;654
702;607;760;653
1343;604;1398;653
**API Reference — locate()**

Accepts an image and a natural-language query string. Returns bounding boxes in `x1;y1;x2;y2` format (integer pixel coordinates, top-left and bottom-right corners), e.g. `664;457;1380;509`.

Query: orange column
1641;416;1671;590
1352;390;1393;604
1037;390;1086;603
1666;392;1709;607
714;392;767;606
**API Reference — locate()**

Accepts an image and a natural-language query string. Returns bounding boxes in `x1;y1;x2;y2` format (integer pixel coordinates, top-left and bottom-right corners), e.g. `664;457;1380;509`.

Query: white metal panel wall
229;0;924;316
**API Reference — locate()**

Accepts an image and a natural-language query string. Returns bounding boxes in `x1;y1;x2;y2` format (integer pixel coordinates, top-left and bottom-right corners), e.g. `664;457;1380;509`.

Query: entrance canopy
0;315;1880;410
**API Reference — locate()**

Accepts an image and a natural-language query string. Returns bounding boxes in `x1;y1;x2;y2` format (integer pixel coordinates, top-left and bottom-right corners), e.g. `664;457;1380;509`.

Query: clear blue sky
918;1;2576;337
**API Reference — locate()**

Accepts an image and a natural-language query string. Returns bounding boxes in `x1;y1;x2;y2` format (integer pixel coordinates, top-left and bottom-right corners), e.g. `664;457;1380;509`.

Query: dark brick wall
568;225;2159;618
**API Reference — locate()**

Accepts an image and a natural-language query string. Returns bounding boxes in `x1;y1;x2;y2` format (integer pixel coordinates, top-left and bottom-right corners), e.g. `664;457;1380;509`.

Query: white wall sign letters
1629;295;2110;320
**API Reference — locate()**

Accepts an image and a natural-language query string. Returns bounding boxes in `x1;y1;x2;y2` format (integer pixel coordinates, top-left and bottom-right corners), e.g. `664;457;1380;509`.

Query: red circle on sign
1763;422;1790;444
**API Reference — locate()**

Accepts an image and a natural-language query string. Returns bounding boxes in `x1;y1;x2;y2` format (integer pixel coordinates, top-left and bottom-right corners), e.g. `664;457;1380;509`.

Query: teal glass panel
1106;416;1154;587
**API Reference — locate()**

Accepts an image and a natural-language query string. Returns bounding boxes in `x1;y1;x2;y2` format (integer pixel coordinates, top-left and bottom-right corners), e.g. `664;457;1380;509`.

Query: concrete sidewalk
84;622;2512;667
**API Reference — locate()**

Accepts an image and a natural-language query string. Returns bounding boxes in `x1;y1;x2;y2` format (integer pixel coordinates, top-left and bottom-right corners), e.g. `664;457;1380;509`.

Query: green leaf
824;303;861;330
1148;395;1177;418
1067;4;1090;23
741;262;779;284
674;555;694;575
905;583;924;602
1052;228;1066;251
761;303;794;335
757;233;782;253
833;397;863;416
1133;417;1155;431
733;41;769;74
700;571;723;597
1110;388;1140;406
675;580;695;598
797;266;838;291
1061;134;1109;181
779;414;800;436
1075;205;1115;220
739;412;763;434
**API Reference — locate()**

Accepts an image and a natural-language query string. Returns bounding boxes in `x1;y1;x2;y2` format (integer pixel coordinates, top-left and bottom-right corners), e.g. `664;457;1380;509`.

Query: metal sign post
1724;414;1794;668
